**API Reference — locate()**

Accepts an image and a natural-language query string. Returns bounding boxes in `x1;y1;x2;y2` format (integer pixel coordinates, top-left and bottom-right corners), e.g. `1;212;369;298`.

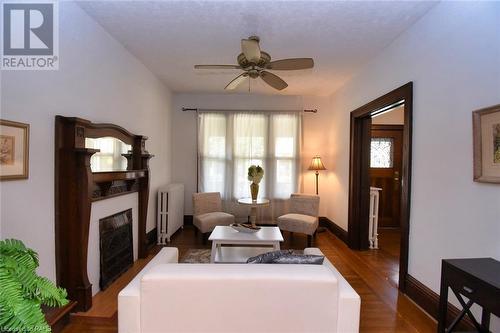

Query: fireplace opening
99;209;133;290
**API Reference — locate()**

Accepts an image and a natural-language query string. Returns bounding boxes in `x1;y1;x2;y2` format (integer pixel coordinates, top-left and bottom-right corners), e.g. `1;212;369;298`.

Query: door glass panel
370;138;394;168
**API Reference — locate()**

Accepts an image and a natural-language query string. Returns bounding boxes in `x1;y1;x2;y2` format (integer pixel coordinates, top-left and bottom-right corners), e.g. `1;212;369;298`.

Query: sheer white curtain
198;111;302;223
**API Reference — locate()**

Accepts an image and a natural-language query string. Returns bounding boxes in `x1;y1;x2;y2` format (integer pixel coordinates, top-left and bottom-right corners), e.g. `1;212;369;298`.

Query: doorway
370;117;404;287
348;83;412;292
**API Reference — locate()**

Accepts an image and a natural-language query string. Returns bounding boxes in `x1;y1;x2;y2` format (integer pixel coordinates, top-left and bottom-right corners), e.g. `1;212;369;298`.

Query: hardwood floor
63;226;436;332
378;228;401;259
374;227;401;288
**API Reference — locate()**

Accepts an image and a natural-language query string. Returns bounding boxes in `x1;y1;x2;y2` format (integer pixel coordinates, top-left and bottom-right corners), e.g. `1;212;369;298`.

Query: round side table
237;198;270;227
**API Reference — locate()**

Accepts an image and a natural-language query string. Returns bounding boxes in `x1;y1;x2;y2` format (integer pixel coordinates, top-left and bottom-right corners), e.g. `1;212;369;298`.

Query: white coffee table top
209;226;283;242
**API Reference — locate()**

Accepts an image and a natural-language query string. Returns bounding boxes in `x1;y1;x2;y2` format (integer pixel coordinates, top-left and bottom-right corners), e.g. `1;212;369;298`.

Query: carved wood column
138;153;153;258
133;136;154;258
71;148;97;311
55;117;99;312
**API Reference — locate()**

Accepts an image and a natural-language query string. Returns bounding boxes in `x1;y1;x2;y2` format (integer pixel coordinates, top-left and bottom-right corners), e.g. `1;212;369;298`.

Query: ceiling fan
194;36;314;91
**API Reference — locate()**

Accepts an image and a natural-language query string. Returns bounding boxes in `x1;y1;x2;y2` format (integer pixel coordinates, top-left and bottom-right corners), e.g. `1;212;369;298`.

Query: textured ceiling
78;1;437;96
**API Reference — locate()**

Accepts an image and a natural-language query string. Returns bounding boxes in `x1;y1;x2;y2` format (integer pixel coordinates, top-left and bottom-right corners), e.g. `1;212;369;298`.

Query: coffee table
209;226;284;263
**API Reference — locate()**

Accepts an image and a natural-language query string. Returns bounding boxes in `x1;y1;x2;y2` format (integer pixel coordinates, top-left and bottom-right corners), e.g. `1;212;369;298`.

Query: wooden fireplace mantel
54;116;153;312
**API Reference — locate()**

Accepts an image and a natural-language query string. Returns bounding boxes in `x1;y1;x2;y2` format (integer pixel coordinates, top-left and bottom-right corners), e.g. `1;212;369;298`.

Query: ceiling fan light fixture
194;35;314;91
241;38;262;63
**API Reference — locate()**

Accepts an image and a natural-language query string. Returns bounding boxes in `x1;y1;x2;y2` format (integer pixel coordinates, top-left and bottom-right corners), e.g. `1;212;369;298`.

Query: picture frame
0;119;30;180
473;104;500;183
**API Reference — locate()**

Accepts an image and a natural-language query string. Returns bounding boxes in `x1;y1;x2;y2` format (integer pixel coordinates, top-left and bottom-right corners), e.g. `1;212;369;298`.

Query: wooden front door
370;125;403;228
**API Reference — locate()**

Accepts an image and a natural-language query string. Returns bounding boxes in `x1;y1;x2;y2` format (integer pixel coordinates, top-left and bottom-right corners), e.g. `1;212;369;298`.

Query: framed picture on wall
0;120;30;181
473;104;500;183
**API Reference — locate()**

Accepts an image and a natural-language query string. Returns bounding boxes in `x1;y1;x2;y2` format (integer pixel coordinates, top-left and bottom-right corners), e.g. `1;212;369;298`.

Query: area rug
180;249;211;263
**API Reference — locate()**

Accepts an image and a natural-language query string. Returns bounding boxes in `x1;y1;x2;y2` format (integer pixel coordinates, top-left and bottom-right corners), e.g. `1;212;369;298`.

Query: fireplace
99;209;133;290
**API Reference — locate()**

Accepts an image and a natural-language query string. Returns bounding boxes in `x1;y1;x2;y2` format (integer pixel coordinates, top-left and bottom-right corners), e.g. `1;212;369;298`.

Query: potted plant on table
248;165;264;201
0;239;69;333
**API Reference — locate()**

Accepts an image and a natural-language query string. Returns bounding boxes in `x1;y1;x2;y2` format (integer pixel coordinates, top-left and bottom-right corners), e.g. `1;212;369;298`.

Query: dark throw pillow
271;254;325;265
246;250;294;263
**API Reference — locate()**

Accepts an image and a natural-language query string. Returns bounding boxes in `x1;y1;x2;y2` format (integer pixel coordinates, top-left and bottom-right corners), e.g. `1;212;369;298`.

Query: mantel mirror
85;137;132;172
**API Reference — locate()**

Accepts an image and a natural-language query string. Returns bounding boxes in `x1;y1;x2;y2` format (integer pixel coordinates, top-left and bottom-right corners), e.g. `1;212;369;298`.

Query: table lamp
308;156;326;195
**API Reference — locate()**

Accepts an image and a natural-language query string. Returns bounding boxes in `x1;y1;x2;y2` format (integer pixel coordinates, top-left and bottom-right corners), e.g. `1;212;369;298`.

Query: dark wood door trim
348;82;413;292
371;124;404;131
348;116;372;249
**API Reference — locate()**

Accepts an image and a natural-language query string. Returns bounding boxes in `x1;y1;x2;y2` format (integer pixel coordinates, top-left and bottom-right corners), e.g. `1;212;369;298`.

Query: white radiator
369;187;382;249
157;183;184;244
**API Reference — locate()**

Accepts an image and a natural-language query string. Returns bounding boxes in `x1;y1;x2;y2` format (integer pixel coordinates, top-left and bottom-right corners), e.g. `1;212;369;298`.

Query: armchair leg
307;235;313;247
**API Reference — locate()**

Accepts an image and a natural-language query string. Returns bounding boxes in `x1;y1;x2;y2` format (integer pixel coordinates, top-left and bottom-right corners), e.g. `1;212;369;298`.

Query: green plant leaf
0;239;68;333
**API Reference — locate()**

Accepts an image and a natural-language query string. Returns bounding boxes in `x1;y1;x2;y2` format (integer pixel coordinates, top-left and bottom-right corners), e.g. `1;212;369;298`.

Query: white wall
316;0;500;306
171;93;332;215
301;96;335;217
0;2;173;281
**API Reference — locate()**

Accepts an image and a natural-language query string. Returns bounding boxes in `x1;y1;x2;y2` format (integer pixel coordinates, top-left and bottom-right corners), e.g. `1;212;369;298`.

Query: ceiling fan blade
260;71;288;90
267;58;314;70
241;38;261;63
194;65;241;69
225;73;248;90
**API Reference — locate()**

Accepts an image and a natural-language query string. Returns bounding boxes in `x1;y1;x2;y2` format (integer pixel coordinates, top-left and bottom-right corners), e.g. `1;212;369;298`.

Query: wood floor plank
63;226;435;332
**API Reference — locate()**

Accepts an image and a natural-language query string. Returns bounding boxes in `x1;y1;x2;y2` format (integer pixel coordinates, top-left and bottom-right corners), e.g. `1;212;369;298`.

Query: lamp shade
308;156;326;171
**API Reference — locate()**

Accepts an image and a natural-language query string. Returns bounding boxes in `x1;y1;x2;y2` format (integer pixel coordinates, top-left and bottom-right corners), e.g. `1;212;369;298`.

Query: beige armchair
277;194;320;247
192;192;235;240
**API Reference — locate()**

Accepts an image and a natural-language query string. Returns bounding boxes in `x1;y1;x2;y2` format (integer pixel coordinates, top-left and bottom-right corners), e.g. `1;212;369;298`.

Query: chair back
192;192;222;216
290;193;320;217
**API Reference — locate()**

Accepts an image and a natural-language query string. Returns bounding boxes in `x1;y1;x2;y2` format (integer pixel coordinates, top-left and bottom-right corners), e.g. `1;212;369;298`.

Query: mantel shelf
92;170;146;183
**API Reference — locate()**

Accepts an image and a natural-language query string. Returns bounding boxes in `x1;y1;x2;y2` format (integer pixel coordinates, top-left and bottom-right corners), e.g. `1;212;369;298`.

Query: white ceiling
78;1;437;96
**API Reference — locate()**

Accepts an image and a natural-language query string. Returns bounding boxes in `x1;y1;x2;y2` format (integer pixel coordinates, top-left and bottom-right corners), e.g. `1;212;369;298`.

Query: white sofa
118;247;360;333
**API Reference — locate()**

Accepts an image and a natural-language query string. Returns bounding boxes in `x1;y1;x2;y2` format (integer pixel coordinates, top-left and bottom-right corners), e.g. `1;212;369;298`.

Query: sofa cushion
277;213;318;235
193;211;235;233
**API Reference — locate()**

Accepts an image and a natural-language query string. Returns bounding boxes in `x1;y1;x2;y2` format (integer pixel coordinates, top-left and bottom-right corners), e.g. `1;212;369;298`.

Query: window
198;112;301;201
370;137;393;168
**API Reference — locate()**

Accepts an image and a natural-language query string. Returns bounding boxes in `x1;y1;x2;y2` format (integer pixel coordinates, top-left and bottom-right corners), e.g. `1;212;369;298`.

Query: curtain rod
182;107;317;113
